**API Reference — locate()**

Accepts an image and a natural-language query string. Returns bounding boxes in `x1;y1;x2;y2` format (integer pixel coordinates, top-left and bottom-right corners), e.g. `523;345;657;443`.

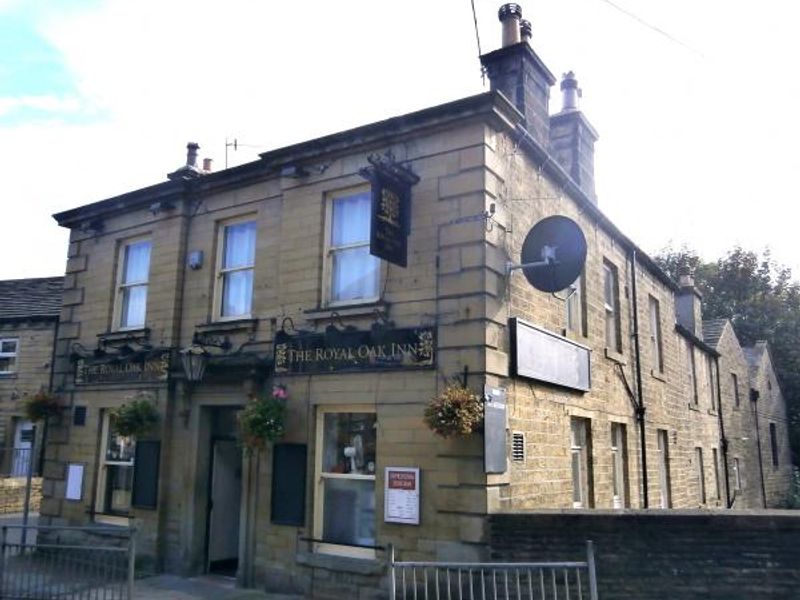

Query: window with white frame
216;219;256;319
0;338;18;374
314;408;377;557
326;190;380;305
570;417;593;508
116;239;151;329
732;457;742;491
687;341;698;404
707;356;718;411
732;373;740;408
610;422;628;508
565;274;586;336
648;295;663;372
657;429;672;508
712;447;721;501
695;447;706;504
96;413;135;517
603;261;621;352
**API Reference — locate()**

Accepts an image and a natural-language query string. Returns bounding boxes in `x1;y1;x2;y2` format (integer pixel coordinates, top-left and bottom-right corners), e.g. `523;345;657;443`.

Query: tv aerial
507;215;587;293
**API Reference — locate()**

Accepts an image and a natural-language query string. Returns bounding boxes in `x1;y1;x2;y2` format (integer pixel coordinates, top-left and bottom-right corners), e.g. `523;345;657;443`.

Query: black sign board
370;179;410;267
274;326;435;375
75;352;170;385
132;440;160;510
271;443;307;526
360;151;419;268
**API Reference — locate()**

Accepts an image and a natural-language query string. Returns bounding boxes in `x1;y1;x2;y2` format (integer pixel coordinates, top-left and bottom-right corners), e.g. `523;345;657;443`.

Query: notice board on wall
384;467;420;525
132;441;161;510
271;443;307;526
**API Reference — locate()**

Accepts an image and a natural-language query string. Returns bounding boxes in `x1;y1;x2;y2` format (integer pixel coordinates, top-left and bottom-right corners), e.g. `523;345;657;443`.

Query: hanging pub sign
75;351;171;385
359;151;420;268
274;326;435;375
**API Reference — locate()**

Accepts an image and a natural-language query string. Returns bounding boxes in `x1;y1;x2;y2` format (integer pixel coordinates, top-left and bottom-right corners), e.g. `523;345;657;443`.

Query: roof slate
702;318;728;348
0;277;63;321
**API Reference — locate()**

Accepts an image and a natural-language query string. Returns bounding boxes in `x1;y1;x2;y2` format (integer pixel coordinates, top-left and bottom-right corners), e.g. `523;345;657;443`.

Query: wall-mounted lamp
188;250;204;270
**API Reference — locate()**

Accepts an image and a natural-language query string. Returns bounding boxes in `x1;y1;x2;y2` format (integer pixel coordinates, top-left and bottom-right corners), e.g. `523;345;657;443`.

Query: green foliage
655;245;800;463
111;399;159;437
424;383;484;438
23;390;62;422
238;394;286;450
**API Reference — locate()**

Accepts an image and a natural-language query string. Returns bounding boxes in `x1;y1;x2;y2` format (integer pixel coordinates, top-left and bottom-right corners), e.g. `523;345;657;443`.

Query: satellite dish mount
507;215;587;293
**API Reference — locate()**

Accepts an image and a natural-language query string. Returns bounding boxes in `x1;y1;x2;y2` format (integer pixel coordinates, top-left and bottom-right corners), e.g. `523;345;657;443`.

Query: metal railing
390;540;598;600
0;524;135;599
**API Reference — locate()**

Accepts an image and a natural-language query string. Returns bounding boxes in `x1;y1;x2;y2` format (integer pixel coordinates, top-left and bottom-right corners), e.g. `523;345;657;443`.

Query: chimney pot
186;142;199;168
203;158;213;172
520;19;532;43
560;71;581;112
498;3;523;47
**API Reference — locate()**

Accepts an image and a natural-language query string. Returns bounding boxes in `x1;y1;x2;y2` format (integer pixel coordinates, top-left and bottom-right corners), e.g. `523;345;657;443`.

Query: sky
1;0;798;280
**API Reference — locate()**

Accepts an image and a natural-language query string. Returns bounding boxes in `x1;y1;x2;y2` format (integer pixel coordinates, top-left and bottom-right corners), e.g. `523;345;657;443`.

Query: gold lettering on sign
378;187;401;228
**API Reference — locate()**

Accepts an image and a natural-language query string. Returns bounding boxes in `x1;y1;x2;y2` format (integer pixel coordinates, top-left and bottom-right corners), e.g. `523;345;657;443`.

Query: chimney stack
499;3;522;47
203;158;213;172
480;4;556;148
168;141;204;181
676;266;704;337
549;72;599;203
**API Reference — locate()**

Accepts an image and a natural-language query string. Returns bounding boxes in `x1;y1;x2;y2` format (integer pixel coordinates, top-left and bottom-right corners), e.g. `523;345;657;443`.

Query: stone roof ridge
0;276;64;320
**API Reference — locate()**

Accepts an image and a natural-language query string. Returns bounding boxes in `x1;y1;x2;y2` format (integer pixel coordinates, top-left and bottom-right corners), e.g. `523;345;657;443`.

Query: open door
11;419;34;477
206;438;242;576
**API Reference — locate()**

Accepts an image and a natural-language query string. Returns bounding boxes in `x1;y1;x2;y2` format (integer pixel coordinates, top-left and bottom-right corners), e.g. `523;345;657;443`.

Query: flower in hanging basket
424;384;484;438
238;393;286;450
23;390;62;422
111;399;159;438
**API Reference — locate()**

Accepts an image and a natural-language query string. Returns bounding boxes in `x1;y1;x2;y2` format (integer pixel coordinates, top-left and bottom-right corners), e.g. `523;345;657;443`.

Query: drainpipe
630;249;648;508
751;389;768;508
714;356;732;508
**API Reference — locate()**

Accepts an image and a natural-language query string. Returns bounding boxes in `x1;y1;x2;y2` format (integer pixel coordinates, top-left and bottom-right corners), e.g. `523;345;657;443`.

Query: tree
655;245;800;463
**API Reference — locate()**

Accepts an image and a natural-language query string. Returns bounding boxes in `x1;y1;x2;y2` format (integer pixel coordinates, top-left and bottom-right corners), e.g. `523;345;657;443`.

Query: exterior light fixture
180;345;209;383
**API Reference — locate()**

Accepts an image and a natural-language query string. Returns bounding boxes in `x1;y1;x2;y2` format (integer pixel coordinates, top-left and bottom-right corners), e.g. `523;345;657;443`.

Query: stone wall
0;477;42;514
490;511;800;600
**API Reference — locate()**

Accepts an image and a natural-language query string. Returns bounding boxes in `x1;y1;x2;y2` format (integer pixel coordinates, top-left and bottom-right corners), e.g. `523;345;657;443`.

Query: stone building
39;4;792;597
0;277;62;509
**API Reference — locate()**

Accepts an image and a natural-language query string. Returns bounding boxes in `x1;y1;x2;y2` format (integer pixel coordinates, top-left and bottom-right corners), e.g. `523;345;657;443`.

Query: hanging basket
238;387;287;451
424;383;484;438
111;399;159;438
23;391;63;422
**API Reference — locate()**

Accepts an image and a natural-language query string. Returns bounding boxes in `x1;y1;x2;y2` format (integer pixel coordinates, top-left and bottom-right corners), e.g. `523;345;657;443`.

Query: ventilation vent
512;432;525;462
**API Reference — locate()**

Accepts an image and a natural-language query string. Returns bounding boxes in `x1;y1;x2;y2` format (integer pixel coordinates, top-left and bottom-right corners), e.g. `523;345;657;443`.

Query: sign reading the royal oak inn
75;352;170;385
274;327;435;375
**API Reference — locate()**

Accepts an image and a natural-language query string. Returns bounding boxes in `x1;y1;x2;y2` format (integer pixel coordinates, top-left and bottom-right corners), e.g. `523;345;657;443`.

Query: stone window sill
688;403;700;412
195;318;257;335
707;409;718;416
604;347;626;365
98;328;150;343
0;373;17;379
295;550;383;575
304;301;389;322
650;369;666;382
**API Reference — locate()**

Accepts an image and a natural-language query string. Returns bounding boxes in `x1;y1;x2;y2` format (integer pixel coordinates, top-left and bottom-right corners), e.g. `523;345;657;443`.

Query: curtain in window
121;241;151;328
331;194;379;302
222;222;256;317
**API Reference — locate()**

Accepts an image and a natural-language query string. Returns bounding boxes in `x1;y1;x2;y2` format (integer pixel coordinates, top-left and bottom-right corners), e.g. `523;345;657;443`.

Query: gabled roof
702;319;728;348
0;277;63;321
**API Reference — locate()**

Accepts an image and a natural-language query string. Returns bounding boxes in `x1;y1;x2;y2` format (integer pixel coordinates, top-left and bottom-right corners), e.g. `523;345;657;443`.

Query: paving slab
134;574;304;600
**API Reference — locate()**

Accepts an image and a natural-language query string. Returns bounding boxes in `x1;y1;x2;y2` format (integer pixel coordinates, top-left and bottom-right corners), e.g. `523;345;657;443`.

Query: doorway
11;419;34;477
206;437;242;575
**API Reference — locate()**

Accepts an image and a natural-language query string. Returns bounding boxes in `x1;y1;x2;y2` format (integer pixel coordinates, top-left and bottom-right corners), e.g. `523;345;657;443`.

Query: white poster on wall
384;467;420;525
65;463;84;501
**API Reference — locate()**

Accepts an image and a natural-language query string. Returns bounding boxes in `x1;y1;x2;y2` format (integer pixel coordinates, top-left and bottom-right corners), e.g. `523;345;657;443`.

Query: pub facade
41;5;793;597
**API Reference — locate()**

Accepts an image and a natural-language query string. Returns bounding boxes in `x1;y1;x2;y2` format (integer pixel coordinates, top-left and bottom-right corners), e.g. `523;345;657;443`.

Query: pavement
133;574;304;600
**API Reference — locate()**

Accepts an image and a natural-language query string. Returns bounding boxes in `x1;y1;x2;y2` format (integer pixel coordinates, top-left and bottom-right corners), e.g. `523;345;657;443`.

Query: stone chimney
479;4;556;148
675;266;703;336
168;142;204;181
549;72;599;204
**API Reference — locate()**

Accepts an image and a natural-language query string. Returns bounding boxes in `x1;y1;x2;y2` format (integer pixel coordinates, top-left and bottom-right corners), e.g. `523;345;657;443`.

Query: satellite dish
518;215;587;292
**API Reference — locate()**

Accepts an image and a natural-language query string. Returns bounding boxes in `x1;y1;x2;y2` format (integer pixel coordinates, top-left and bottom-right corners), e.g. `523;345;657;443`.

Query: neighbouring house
38;4;793;597
0;276;62;512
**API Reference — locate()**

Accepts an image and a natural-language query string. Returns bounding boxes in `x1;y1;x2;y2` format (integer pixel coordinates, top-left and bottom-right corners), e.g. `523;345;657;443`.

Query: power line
470;0;485;84
596;0;704;57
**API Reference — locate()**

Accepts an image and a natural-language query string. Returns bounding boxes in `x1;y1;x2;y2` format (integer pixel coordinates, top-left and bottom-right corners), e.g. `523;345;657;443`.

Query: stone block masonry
489;511;800;600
